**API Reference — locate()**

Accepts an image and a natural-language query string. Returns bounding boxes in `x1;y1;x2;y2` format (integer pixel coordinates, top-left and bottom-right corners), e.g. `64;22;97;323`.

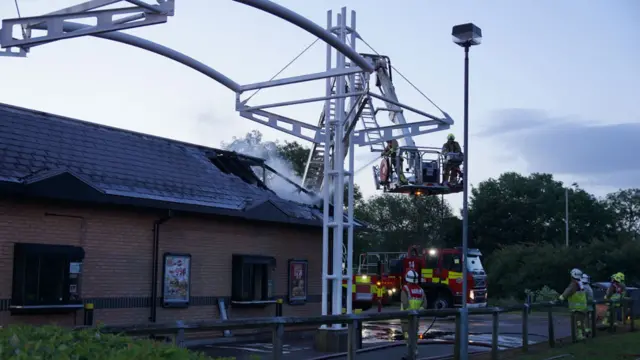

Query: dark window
232;254;276;306
11;243;84;313
425;253;439;269
442;253;463;273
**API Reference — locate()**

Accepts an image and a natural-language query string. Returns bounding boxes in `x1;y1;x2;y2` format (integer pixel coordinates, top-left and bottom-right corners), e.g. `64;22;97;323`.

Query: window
231;254;276;306
424;253;439;269
11;243;84;313
442;253;463;273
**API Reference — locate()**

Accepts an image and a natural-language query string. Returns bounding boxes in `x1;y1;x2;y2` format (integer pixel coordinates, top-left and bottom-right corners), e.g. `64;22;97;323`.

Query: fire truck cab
417;247;487;309
358;245;488;309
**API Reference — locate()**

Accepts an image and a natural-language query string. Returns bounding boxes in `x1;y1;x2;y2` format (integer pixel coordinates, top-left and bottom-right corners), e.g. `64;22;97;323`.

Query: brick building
0;102;353;331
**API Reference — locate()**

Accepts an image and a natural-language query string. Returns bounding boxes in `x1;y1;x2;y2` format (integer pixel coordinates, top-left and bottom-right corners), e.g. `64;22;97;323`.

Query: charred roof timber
206;150;269;190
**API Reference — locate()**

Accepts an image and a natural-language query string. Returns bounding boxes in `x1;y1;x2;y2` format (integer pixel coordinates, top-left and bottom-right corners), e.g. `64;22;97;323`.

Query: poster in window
288;259;308;305
162;253;191;308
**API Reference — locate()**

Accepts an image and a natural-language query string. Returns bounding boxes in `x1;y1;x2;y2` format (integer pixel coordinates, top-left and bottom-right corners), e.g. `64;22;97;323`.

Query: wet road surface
196;312;571;359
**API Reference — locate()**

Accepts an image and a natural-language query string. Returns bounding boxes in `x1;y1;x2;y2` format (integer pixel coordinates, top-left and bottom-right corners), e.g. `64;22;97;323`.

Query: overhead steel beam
0;0;174;49
353;122;450;147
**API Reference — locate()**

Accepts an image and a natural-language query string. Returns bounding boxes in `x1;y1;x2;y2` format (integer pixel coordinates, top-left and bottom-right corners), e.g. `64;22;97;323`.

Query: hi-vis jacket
401;283;426;311
442;140;461;154
561;279;587;312
606;281;627;308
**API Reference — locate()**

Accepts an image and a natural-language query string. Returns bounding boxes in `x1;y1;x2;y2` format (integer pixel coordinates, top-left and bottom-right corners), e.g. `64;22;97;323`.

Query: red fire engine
341;274;377;312
338;243;376;311
356;245;488;309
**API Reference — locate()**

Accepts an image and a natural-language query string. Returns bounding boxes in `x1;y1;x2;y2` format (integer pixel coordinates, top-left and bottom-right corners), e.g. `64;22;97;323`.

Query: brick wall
0;198;323;332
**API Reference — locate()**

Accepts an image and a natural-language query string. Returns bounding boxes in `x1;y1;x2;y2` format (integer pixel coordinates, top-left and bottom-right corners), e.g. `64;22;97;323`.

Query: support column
315;6;356;353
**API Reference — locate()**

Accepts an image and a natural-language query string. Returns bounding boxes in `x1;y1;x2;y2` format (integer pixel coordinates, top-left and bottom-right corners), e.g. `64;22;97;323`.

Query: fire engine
356;245;488;309
340;244;376;311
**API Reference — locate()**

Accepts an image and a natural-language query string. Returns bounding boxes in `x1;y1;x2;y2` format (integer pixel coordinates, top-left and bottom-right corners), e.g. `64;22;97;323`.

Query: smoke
221;133;319;206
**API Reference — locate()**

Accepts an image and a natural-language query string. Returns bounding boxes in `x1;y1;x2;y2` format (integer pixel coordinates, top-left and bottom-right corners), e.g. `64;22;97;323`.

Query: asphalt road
195;311;571;360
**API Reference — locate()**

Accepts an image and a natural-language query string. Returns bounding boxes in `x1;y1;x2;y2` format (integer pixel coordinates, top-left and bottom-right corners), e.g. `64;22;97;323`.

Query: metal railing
76;298;635;360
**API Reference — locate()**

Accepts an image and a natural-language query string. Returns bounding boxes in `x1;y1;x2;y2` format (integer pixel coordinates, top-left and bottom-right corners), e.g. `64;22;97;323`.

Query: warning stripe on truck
421;268;463;286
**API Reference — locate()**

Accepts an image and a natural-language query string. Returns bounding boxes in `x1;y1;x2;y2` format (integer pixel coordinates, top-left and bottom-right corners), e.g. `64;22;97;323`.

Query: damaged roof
0;102;351;227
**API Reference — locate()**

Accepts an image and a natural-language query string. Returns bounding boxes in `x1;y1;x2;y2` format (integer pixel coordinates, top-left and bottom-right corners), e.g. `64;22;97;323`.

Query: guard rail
75;298;635;360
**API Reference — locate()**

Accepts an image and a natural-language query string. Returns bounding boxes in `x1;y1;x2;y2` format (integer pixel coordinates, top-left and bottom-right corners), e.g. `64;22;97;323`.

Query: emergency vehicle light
376;281;381;286
428;249;437;256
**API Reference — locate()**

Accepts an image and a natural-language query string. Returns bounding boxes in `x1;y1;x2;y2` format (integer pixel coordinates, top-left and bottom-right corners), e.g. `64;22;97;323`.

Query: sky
1;0;639;211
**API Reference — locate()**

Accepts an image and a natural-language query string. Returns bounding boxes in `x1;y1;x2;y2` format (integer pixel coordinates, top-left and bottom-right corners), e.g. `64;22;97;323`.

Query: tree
353;194;455;256
469;172;617;253
276;140;309;180
605;189;640;239
276;139;364;205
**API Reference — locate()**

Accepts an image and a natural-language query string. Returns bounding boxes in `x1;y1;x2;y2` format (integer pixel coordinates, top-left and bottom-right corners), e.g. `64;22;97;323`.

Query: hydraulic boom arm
369;56;416;148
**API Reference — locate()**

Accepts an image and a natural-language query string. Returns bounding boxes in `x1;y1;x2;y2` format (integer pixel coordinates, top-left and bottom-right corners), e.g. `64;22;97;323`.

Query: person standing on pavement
557;268;588;341
581;273;594;337
401;269;426;360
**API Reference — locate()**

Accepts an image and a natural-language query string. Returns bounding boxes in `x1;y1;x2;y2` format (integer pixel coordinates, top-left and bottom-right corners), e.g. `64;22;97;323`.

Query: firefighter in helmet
441;133;462;185
401;269;426;359
557;268;588;341
603;272;627;327
581;273;594;337
382;139;407;185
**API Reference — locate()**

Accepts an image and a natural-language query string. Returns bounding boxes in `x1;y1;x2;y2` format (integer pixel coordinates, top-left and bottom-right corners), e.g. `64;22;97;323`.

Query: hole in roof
207;150;269;190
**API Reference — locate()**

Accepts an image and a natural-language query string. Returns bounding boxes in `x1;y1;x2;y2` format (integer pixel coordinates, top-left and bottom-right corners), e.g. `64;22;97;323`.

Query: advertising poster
162;253;191;308
288;259;308;305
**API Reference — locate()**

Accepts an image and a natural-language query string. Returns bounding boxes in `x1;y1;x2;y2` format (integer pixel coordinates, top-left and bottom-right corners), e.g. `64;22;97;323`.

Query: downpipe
149;210;173;323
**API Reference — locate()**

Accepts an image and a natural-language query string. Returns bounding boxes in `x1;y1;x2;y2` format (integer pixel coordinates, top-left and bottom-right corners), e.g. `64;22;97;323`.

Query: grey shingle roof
0;102;323;224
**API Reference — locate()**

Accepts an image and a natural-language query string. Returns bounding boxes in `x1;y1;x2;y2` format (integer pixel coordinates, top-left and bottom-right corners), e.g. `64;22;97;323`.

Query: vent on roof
207;150;269;190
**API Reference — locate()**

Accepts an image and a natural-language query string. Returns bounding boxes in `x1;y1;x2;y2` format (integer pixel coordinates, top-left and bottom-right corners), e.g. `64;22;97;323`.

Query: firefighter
441;134;462;185
581;273;594;337
603;272;627;327
401;269;426;359
382;139;407;184
557;268;587;341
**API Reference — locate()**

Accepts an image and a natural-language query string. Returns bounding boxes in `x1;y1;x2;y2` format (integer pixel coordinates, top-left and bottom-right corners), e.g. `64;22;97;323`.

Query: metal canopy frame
0;0;456;328
1;0;175;49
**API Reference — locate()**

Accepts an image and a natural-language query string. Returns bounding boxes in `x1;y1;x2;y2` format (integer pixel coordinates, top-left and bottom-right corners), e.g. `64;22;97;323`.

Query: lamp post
452;22;482;360
565;187;569;247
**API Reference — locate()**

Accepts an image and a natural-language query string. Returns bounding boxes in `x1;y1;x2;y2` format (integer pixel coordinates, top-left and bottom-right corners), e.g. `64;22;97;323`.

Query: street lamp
452;22;482;360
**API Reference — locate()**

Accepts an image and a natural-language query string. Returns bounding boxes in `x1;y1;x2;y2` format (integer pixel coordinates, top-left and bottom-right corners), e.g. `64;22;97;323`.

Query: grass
517;330;640;360
471;321;640;360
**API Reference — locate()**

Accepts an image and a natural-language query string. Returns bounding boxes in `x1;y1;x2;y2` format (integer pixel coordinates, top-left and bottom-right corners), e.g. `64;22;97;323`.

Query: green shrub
0;325;211;360
524;285;560;302
485;239;640;299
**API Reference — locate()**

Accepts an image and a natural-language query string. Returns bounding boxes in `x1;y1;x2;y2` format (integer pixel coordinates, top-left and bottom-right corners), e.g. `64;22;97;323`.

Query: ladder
359;95;385;153
301;66;383;192
357;251;407;275
351;70;385;153
301;79;337;191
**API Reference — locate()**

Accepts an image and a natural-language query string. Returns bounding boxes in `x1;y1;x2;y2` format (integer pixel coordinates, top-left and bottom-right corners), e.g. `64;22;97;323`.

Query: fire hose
419;315;439;338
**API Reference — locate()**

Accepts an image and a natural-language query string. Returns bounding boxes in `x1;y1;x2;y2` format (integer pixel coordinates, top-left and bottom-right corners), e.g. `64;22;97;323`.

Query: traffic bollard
275;298;283;317
522;304;529;352
83;303;94;326
175;320;185;348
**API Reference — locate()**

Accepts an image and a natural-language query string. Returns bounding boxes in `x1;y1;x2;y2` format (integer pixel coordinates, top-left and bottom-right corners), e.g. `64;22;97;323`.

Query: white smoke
221;132;318;206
